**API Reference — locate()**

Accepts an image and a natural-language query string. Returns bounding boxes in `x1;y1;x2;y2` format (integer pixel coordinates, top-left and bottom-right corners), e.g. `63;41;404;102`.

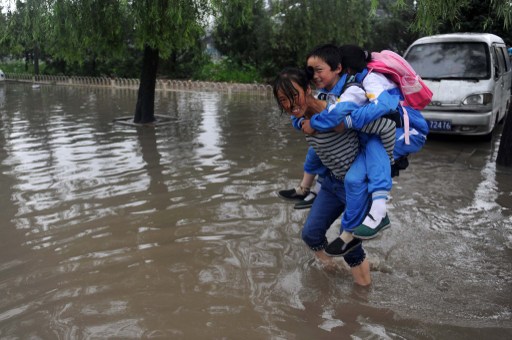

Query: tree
408;0;512;35
269;0;372;69
49;0;210;124
0;0;50;74
48;0;132;76
211;0;374;79
130;0;209;124
367;0;420;54
213;0;275;77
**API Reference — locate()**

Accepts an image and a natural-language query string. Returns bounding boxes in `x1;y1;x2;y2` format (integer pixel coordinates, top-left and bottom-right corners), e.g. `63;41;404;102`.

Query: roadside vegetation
1;0;510;84
0;0;511;164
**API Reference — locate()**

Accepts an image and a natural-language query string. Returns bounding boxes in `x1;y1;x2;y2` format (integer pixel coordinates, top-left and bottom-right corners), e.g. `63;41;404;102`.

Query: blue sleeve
310;101;362;132
291;116;304;131
344;91;400;130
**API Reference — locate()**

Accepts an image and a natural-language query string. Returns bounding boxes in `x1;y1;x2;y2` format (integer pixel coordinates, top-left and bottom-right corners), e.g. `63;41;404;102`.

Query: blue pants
343;134;391;216
302;172;370;250
363;135;392;197
342;151;374;231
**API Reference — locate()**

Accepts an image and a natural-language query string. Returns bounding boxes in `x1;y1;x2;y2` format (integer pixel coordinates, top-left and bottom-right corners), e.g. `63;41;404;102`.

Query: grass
1;57;264;84
193;58;262;84
0;61;47;74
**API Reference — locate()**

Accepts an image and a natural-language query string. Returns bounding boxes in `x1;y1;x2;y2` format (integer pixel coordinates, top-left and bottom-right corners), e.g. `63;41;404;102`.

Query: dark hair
272;67;310;112
306;44;343;73
339;44;372;73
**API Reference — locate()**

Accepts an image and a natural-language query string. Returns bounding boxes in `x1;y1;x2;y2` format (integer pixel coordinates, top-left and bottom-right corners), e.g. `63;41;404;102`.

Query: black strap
317;80;365;101
317;92;328;101
341;81;365;93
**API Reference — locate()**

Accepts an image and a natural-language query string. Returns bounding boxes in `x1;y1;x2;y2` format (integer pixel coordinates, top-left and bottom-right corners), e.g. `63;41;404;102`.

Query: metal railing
4;73;273;95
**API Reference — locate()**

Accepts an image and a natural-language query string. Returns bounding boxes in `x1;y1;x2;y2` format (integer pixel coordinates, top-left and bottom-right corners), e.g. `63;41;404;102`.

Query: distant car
404;33;512;139
0;69;5;81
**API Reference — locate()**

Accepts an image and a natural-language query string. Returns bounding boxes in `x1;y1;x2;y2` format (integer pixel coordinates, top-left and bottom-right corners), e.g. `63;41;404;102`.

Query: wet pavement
0;82;511;339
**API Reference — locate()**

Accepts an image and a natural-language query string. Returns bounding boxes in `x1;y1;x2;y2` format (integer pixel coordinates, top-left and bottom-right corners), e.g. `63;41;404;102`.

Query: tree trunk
134;45;159;124
25;51;30;72
496;109;512;166
34;46;40;75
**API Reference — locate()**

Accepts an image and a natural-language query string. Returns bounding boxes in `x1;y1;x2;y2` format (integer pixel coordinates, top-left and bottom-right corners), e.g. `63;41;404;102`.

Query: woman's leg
301;175;344;251
345;244;371;286
305;174;372;284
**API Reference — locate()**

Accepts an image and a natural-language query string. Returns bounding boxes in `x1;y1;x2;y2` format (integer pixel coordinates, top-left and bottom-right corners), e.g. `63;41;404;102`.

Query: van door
498;46;512;116
490;46;501;126
492;45;507;123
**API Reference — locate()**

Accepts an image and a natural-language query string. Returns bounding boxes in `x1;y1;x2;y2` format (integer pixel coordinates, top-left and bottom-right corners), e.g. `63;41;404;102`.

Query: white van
404;33;511;138
0;69;5;82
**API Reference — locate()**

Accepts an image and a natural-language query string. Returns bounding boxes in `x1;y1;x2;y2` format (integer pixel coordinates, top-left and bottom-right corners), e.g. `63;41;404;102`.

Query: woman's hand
301;119;316;134
333;122;345;133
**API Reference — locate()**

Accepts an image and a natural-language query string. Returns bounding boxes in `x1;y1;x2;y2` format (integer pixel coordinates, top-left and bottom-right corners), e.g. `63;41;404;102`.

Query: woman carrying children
273;67;372;285
280;44;429;255
280;45;398;257
305;45;399;247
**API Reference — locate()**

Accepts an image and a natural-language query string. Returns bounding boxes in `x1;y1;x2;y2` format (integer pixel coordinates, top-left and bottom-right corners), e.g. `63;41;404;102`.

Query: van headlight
462;93;492;105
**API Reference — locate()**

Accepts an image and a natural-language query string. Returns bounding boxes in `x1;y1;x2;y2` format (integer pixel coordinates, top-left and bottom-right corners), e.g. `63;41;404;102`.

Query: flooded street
0;82;511;339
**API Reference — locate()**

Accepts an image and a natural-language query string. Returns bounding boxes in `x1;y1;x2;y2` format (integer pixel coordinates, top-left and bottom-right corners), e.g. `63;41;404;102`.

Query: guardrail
4;73;273;95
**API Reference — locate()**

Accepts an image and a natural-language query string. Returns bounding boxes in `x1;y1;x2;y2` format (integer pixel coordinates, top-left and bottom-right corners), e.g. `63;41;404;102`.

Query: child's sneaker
278;186;309;201
324;238;362;257
391;156;409;177
293;192;317;209
352;214;391;240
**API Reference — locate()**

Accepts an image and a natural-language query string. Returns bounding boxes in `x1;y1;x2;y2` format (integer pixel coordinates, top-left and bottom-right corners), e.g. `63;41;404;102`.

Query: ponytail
339;44;370;73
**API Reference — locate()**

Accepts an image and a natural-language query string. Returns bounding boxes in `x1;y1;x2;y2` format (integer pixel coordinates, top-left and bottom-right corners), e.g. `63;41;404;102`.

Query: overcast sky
1;0;15;14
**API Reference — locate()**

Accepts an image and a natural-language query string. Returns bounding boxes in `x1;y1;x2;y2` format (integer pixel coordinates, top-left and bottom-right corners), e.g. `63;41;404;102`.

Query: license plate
428;119;452;131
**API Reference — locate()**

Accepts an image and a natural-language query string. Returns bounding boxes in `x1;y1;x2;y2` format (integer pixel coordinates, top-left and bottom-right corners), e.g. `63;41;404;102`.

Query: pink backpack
367;50;433;110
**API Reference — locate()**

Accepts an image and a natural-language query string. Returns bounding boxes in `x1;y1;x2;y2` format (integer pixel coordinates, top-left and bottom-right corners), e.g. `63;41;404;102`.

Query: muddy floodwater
0;82;511;339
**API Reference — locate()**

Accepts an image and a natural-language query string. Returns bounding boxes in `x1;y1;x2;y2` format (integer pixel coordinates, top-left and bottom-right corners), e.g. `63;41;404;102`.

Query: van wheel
481;115;498;141
504;101;512;123
482;130;493;142
501;103;510;124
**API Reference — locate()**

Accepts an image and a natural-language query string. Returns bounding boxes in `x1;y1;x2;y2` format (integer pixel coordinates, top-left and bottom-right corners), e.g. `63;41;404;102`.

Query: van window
498;46;509;72
492;47;502;75
404;42;490;80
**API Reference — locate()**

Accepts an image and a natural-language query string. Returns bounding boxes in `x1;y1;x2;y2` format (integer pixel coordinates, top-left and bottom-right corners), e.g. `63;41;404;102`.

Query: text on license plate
428;120;452;131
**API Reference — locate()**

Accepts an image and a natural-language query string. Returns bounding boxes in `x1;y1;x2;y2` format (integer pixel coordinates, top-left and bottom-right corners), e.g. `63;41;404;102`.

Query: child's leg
279;147;318;200
302;146;324;191
293;148;329;208
278;171;313;200
353;136;392;239
288;172;317;209
325;152;370;256
280;147;327;208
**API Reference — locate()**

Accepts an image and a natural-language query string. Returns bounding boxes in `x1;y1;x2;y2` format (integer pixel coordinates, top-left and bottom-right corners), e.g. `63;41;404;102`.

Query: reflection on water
0;82;511;339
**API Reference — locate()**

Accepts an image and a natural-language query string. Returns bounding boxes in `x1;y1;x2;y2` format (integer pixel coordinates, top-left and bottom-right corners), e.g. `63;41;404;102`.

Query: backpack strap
400;101;410;145
317;92;328;101
341;81;365;94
